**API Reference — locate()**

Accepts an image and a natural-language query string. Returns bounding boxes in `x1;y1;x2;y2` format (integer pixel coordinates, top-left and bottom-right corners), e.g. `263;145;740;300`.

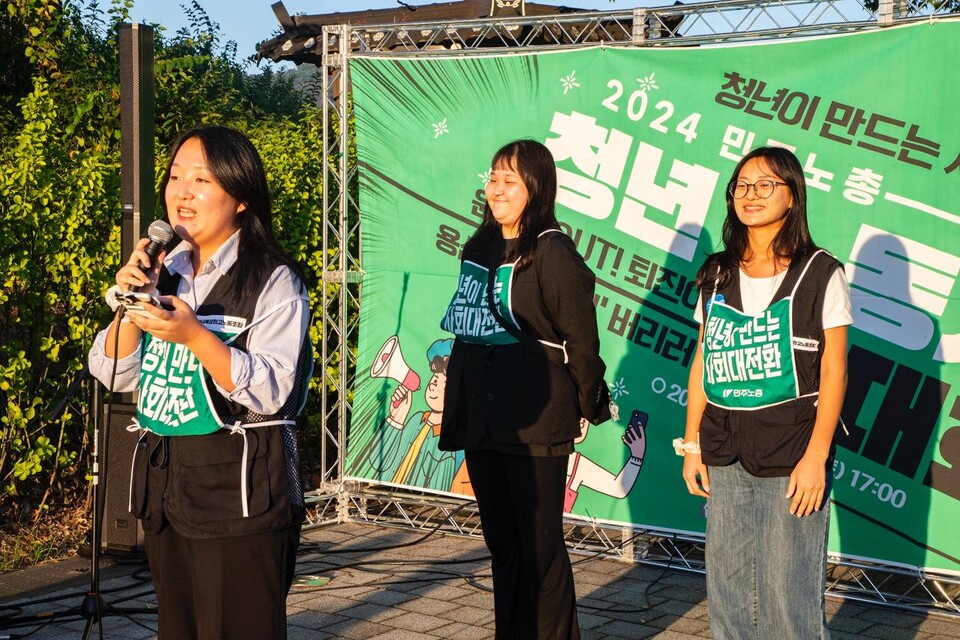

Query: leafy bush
0;0;334;570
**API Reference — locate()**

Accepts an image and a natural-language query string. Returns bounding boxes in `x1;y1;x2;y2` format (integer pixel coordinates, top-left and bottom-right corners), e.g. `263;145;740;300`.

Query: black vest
698;250;841;477
156;264;311;427
130;257;310;537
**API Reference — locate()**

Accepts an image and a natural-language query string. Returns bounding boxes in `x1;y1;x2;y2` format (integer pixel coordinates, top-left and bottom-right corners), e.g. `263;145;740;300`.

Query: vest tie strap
228;423;251;517
126;419;150;513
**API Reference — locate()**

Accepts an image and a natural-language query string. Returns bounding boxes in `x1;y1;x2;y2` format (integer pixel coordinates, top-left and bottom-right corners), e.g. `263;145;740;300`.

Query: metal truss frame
316;0;960;615
328;0;958;55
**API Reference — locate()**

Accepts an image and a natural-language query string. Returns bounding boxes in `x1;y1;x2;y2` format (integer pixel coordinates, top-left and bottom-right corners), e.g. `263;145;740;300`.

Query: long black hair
696;145;817;289
467;139;560;269
160;125;304;301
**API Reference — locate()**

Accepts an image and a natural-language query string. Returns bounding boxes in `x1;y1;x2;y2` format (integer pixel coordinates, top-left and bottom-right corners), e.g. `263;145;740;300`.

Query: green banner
348;20;960;573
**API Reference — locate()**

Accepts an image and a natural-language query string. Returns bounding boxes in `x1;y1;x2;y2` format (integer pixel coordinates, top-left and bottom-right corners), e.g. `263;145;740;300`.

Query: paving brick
604;587;656;607
6;520;958;640
826;611;879;634
577;610;611;630
368;628;424;640
654;631;709;640
315;583;379;599
319;618;396;639
828;632;866;640
339;600;405;623
826;596;870;616
287;610;351;630
287;588;353;609
915;617;960;638
94;619;157;640
437;604;494;626
649;613;712;635
288;625;333;639
576;568;620;586
578;594;621;612
362;587;418;607
450;590;496;609
443;622;495;639
293;594;360;615
595;617;663;638
858;607;925;628
867;624;943;640
658;572;709;588
330;569;387;586
408;582;476;601
397;593;463;616
384;610;448;633
652;598;709;620
650;584;710;604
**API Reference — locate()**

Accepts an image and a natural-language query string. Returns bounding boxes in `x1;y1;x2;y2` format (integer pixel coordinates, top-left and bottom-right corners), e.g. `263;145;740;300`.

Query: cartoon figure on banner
564;409;648;513
361;335;457;491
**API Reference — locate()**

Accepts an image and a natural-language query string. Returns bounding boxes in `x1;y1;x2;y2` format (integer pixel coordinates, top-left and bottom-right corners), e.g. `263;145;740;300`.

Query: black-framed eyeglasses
728;179;788;199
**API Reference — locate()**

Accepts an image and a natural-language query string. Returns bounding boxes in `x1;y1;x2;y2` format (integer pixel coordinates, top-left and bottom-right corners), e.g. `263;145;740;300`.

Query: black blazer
439;231;611;450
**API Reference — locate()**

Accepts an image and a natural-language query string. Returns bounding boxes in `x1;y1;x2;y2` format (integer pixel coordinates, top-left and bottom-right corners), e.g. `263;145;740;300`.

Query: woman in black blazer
440;139;611;640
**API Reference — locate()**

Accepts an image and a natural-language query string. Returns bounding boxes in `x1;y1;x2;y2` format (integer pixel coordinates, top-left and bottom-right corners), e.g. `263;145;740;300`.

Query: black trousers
144;523;300;640
466;449;580;640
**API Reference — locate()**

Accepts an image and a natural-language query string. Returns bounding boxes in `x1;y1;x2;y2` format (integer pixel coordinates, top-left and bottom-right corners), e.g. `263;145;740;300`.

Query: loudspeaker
119;23;155;259
371;335;421;393
100;402;145;555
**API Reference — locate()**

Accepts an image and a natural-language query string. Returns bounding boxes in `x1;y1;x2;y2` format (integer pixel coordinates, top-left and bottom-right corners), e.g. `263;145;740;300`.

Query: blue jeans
706;462;831;640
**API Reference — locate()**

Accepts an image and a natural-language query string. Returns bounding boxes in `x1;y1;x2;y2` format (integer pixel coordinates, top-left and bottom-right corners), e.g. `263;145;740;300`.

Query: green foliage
150;0;311;141
0;0;121;534
0;0;335;569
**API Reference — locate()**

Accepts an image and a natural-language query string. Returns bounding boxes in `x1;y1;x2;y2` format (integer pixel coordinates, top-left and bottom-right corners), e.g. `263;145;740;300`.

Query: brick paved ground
1;521;958;639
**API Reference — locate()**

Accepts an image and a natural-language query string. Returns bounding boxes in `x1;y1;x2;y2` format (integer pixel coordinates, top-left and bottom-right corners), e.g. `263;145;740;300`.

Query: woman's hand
682;453;710;498
115;238;165;294
125;294;203;346
127;295;237;393
786;452;827;517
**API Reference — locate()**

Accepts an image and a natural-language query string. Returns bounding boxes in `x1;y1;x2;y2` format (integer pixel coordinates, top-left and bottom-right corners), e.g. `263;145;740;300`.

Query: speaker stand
79;379;153;640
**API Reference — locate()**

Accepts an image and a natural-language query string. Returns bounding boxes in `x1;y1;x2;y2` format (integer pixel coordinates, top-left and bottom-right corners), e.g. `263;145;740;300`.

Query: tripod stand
0;367;153;639
32;367;156;640
78;371;153;640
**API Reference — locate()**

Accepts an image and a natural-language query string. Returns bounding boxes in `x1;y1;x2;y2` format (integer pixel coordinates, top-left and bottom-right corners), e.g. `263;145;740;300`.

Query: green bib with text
137;321;240;436
701;297;798;409
440;260;519;345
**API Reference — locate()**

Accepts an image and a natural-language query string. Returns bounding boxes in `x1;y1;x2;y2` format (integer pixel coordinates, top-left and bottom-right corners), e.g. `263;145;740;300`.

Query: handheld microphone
131;219;175;292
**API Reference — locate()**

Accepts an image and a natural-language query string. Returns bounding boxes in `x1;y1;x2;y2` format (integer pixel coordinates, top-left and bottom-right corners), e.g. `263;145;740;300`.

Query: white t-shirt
693;266;854;328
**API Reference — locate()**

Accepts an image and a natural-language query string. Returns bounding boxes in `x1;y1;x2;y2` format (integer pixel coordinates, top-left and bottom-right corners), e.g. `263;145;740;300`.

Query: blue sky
128;0;656;68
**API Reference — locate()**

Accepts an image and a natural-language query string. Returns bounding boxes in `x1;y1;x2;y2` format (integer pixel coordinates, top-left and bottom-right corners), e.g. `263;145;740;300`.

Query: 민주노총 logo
722;388;764;399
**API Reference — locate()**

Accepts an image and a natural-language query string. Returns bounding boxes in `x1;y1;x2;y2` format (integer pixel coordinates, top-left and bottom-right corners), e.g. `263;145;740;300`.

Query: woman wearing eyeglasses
678;146;852;639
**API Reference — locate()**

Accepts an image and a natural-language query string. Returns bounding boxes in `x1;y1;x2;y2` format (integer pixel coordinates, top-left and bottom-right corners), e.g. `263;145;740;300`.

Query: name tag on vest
792;337;819;351
198;314;246;335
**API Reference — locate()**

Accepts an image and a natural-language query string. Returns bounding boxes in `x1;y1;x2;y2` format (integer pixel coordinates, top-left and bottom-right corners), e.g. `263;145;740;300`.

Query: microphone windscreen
147;219;175;244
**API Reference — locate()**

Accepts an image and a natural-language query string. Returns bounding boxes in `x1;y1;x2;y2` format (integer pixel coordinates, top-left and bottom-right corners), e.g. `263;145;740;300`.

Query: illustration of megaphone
371;336;421;407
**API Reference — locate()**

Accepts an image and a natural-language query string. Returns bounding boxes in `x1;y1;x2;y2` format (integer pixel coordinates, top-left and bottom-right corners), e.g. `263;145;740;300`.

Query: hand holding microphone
116;220;174;294
110;220;175;317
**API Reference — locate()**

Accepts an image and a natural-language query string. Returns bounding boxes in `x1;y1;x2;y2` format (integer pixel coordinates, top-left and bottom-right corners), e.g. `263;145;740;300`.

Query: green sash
441;259;519;345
